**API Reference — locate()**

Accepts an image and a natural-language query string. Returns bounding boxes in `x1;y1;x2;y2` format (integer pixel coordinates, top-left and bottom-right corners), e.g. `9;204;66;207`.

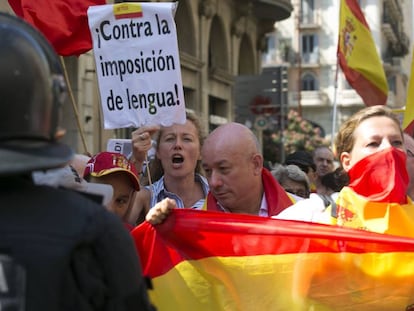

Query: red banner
8;0;105;56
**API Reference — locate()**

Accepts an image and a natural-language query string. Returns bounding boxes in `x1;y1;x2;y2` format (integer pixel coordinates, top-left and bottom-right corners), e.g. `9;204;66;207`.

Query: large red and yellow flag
403;49;414;136
132;209;414;310
337;0;388;106
8;0;105;56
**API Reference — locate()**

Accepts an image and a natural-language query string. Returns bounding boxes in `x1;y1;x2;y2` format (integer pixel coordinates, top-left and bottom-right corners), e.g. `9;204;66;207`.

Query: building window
301;0;314;24
301;34;319;63
301;72;318;90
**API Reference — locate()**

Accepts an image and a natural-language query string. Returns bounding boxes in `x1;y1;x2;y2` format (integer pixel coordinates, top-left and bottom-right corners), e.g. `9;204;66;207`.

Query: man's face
201;143;261;213
313;148;334;177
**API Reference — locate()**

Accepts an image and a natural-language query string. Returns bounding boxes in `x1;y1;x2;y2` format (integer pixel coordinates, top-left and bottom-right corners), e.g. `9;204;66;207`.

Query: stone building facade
1;0;293;154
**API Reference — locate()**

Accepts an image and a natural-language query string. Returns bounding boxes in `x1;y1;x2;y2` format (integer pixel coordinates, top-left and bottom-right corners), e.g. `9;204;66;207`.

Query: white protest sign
88;2;186;129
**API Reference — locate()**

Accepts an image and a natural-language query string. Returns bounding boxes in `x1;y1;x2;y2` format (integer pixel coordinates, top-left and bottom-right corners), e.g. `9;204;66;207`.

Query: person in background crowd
277;105;414;238
271;164;310;199
312;145;335;193
318;167;349;196
84;151;141;231
127;111;209;226
0;13;154;310
284;150;317;192
403;132;414;200
145;122;294;224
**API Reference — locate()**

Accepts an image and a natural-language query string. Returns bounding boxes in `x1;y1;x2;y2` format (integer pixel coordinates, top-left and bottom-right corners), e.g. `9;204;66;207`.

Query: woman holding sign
127;111;209;225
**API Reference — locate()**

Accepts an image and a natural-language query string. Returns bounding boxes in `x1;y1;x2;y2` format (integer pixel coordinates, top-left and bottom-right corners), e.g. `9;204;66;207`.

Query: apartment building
262;0;412;140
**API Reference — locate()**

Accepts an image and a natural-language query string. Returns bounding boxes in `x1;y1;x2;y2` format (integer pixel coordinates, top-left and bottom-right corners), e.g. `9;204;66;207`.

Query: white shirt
272;193;338;224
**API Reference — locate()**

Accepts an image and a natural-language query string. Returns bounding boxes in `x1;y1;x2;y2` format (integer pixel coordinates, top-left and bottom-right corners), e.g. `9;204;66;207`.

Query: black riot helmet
0;13;73;175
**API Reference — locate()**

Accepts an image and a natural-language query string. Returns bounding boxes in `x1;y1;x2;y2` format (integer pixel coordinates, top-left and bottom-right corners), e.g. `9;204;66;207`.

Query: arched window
301;72;318;90
175;0;196;55
208;16;229;71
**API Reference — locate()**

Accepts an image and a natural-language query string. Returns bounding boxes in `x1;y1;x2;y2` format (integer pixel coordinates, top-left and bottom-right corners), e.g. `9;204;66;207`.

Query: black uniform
0;176;155;311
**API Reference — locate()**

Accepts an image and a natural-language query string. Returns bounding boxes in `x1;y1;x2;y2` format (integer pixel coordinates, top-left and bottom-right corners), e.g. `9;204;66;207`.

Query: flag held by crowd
403;49;414;136
337;0;388;106
8;0;105;56
132;209;414;310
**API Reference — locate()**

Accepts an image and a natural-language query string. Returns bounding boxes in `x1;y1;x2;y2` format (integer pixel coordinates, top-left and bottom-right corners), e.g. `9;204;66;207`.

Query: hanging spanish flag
337;0;388;106
132;209;414;310
403;49;414;136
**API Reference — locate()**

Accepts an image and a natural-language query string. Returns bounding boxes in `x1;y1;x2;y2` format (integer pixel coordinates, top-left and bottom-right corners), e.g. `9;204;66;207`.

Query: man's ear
252;153;264;175
340;152;351;172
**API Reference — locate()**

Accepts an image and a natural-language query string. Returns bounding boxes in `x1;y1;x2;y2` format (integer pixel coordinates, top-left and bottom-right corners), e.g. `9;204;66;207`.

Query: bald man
404;133;414;199
312;146;335;193
146;123;293;224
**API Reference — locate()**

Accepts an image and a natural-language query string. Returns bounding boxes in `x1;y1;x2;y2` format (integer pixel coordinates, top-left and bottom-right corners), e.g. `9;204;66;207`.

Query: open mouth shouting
172;154;184;167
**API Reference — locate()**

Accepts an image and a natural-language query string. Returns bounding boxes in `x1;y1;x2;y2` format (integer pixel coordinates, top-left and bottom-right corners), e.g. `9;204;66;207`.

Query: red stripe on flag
404;121;414;137
114;12;143;20
344;0;369;29
132;209;414;278
338;53;388;106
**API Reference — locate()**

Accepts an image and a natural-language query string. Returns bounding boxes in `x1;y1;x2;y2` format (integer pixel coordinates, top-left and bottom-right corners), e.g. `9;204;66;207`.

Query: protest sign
88;2;186;129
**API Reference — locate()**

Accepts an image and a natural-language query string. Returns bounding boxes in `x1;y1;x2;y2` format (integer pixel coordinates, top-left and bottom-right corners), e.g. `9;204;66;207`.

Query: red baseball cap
84;151;140;191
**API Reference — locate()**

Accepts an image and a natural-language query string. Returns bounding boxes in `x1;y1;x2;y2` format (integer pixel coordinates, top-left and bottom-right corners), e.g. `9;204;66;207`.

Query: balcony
299;11;321;29
382;11;410;57
290;91;328;107
301;52;320;67
384;0;403;21
252;0;294;22
382;23;398;45
337;90;363;107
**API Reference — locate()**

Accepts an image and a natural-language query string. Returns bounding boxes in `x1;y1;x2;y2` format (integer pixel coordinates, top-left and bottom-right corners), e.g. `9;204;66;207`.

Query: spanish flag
113;3;143;20
337;0;388;106
132;209;414;310
403;49;414;136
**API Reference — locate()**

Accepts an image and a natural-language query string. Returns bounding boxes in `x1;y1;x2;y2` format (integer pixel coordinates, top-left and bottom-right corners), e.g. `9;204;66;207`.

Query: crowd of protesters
3;9;414;311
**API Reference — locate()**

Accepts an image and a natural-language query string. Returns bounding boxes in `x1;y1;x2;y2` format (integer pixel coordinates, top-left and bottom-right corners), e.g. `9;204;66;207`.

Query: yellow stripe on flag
403;49;414;135
113;3;143;19
132;210;414;310
148;253;414;310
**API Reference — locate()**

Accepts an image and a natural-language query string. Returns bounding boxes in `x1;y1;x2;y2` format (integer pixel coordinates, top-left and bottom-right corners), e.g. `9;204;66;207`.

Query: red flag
337;0;388;106
132;209;414;310
8;0;105;56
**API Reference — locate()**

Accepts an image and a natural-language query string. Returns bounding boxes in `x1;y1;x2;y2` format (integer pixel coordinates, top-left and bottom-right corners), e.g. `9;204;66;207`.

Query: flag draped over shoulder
403;50;414;136
337;0;388;106
8;0;105;56
132;209;414;311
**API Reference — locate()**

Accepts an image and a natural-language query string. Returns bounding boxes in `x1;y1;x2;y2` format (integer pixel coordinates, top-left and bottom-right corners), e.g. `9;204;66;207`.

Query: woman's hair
335;105;402;161
143;111;206;184
271;164;310;197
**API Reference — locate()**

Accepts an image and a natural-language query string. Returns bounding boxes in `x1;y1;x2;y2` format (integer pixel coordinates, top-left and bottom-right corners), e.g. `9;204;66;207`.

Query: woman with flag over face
277;105;414;238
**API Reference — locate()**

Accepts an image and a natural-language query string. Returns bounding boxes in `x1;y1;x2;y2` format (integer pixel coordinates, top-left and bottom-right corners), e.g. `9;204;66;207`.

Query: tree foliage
263;109;330;164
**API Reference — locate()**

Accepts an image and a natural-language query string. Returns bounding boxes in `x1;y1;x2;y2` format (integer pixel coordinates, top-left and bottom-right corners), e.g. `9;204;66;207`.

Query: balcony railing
299;11;321;29
290;91;328;107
